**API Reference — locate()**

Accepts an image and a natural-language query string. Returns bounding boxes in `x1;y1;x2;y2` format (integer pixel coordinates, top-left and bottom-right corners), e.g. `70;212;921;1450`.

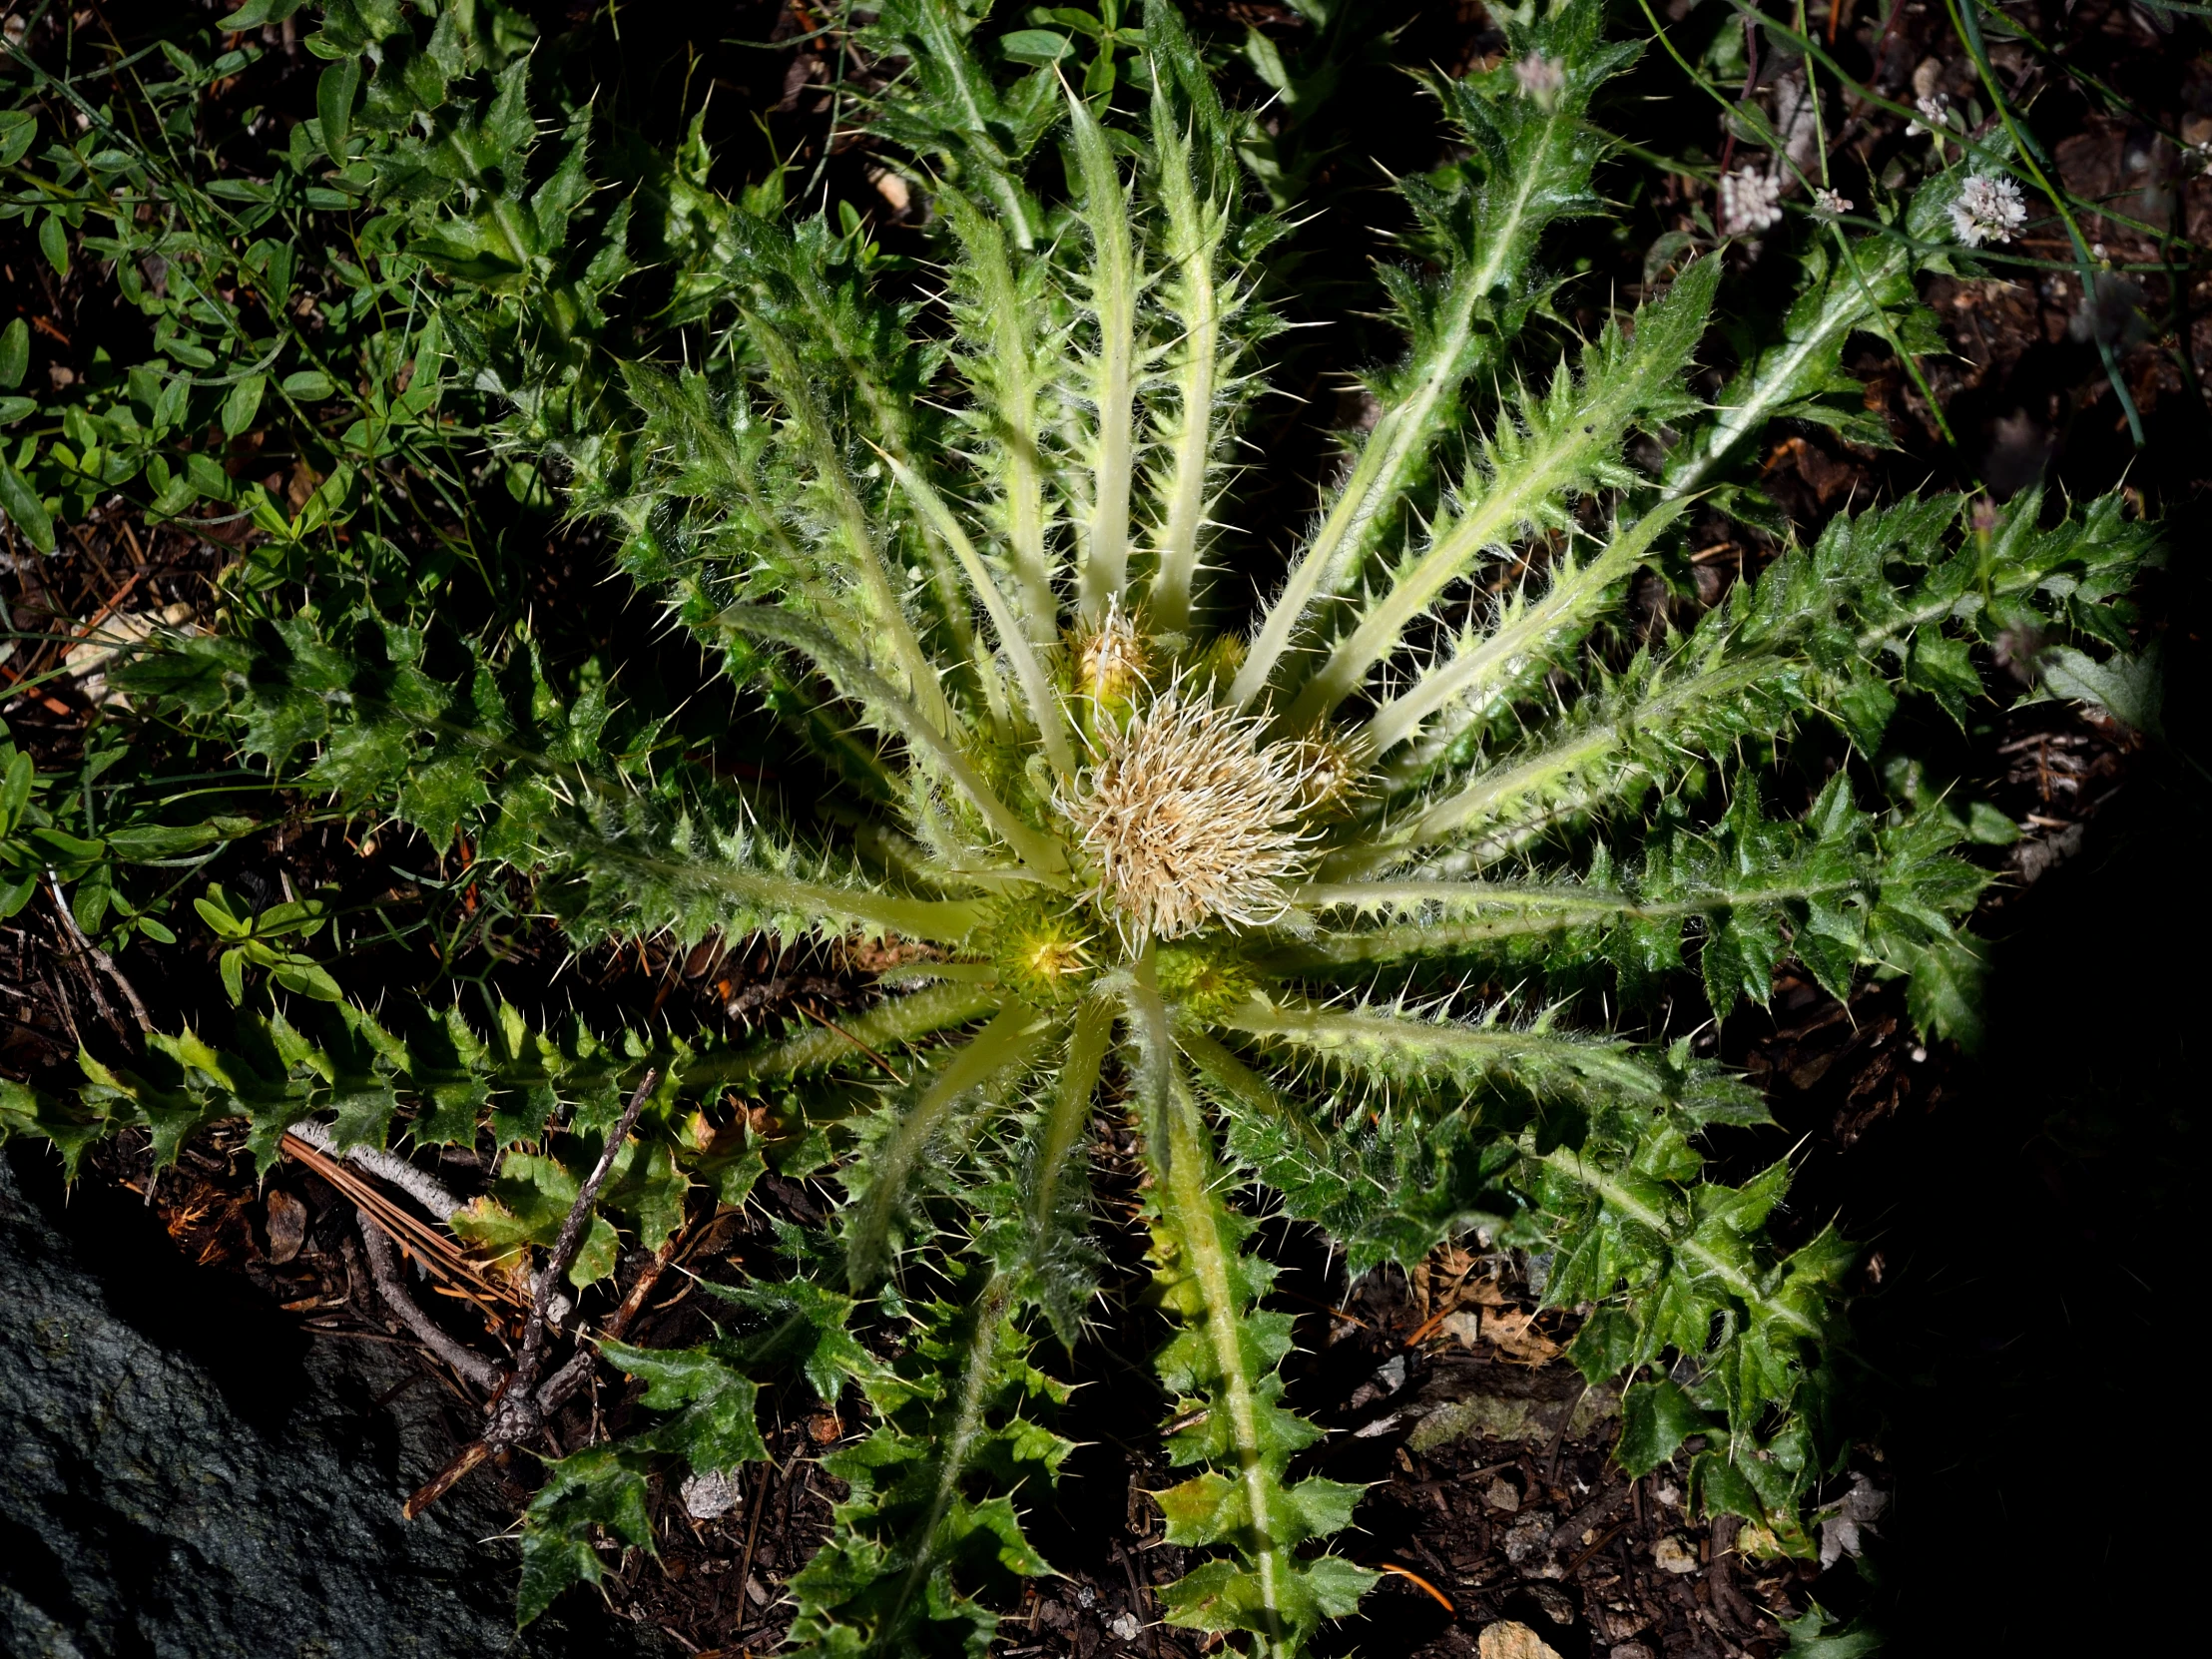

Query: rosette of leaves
0;1;2160;1652
475;1;2146;1649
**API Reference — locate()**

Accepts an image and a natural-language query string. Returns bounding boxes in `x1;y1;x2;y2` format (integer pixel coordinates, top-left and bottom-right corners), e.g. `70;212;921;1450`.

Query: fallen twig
487;1067;659;1445
1375;1562;1455;1614
0;659;75;717
404;1068;660;1519
286;1118;460;1218
359;1216;505;1393
1560;1514;1640;1580
45;868;150;1036
1550;1481;1634;1553
602;1228;686;1341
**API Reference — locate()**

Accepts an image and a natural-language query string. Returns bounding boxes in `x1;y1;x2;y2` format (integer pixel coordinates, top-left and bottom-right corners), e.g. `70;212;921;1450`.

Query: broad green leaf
217;0;309;26
452;1152;622;1286
37;215;68;278
0;112;35;168
517;1445;653;1626
1779;1602;1885;1659
186;453;235;502
105;822;239;860
597;1338;767;1473
193;888;254;939
317;56;361;161
222;374;267;439
0;319;27;390
1001;28;1074;64
0;459;54;553
2039;643;2161;736
1;751;31;831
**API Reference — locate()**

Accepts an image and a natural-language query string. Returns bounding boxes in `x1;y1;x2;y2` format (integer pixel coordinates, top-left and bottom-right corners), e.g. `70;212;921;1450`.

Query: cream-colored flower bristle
1059;691;1315;943
1074;604;1148;702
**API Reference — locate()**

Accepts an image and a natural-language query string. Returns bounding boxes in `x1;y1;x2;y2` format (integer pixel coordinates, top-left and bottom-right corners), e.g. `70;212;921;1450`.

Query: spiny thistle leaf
788;1275;1074;1659
1661;167;1968;504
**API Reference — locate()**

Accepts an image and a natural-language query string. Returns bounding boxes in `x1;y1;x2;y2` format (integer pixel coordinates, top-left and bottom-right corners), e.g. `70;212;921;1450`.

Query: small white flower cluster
1719;167;1784;236
1813;187;1855;217
1906;93;1951;138
1515;52;1563;104
1949;174;2026;247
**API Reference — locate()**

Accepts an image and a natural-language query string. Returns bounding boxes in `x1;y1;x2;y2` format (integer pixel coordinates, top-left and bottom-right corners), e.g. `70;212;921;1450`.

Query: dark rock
0;1146;664;1659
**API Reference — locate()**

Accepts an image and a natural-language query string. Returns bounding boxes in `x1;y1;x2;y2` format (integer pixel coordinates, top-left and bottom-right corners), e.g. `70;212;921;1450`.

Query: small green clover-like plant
0;3;623;586
193;882;343;1006
1007;0;1151;95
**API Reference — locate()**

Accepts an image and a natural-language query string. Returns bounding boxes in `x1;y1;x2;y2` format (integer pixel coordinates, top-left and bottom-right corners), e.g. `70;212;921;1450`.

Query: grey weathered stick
402;1352;598;1520
535;1349;600;1416
289;1118;461;1220
482;1067;659;1447
359;1216;505;1393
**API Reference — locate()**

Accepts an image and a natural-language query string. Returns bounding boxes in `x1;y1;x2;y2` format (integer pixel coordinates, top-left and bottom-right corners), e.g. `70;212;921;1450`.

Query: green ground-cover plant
0;0;626;595
0;2;2167;1654
0;717;261;955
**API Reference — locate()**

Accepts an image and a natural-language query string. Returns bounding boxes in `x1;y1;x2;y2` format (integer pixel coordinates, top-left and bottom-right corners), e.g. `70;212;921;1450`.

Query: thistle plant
0;2;2161;1655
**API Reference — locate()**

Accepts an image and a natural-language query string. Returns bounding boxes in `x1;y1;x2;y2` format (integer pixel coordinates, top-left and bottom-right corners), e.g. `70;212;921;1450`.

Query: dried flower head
1949;174;2026;247
1813;187;1854;217
1515;53;1563;105
1058;692;1316;942
1719;167;1784;236
1074;603;1148;703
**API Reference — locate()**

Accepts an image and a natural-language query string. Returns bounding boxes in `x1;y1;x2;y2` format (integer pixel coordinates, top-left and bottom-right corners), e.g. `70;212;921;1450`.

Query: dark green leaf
0;460;55;554
317;57;361;162
222;374;267;438
1616;1378;1707;1476
216;0;308;27
517;1446;653;1626
2039;643;2161;737
1001;28;1075;64
186;453;236;502
597;1338;767;1472
1779;1602;1884;1659
0;319;27;390
0;113;35;168
37;215;68;278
